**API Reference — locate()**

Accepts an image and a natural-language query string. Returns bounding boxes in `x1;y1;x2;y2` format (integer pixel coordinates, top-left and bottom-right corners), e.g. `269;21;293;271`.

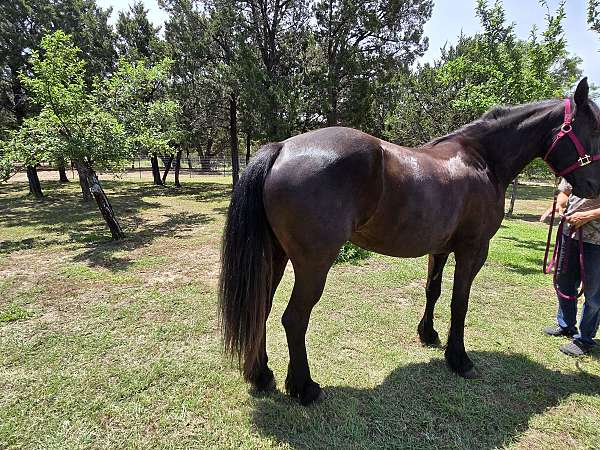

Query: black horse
219;78;600;406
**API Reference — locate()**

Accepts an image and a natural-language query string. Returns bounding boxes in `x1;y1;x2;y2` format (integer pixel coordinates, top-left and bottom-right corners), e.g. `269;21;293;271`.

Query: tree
386;0;580;144
384;0;581;217
163;0;234;179
1;112;54;195
0;141;12;181
116;1;164;61
97;58;182;186
19;31;129;238
240;0;311;140
1;0;117;196
0;0;54;197
50;0;117;82
163;0;250;186
589;0;600;34
205;0;248;185
313;0;432;127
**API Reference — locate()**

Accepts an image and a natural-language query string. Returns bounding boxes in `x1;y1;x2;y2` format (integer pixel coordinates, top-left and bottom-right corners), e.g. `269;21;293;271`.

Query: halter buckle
561;123;572;133
579;154;592;166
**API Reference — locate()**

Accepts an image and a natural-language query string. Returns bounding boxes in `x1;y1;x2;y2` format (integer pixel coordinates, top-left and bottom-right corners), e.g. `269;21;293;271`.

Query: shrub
335;242;371;264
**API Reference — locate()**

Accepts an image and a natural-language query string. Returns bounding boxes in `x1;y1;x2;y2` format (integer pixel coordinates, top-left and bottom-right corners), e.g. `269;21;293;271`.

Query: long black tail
218;143;282;380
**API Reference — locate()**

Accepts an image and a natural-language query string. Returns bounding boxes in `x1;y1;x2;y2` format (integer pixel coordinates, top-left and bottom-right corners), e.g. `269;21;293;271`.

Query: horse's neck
474;107;559;188
478;131;544;187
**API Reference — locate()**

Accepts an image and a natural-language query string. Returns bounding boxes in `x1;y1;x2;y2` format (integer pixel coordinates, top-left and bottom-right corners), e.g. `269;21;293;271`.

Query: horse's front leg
445;242;489;378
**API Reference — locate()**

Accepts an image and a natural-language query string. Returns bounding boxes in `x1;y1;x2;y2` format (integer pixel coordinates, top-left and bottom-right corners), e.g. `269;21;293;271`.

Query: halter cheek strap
543;98;600;177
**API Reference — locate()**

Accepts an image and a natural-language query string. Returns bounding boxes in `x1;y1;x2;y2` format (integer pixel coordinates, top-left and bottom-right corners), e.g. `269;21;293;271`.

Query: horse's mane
423;99;562;148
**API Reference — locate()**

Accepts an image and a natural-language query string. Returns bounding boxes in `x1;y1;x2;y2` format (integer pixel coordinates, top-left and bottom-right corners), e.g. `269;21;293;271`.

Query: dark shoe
560;340;594;356
543;325;576;337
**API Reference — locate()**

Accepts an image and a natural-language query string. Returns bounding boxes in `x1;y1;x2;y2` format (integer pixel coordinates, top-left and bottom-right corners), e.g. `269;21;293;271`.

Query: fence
16;154;248;179
127;154;248;178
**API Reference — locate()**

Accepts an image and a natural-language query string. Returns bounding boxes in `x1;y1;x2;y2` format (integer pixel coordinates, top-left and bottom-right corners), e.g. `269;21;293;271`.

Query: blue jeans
556;235;600;346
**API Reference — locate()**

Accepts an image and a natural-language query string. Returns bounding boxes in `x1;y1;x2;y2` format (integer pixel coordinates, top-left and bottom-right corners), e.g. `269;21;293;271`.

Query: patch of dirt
135;243;221;290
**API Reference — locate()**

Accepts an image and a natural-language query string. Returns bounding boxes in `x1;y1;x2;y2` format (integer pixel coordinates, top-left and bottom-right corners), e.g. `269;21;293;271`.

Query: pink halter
543;98;600;177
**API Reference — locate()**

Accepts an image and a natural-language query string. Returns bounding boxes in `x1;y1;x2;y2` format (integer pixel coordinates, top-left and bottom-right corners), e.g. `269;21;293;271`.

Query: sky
97;0;599;86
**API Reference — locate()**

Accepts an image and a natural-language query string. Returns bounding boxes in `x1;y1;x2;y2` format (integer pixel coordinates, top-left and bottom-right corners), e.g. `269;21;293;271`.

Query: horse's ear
574;77;590;111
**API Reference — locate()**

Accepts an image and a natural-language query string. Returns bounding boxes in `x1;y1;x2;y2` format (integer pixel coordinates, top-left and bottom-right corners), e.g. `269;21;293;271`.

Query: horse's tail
218;142;283;381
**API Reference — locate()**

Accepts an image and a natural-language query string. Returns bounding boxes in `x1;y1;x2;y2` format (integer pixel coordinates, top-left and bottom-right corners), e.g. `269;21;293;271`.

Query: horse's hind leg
249;242;288;392
418;253;449;346
282;261;331;406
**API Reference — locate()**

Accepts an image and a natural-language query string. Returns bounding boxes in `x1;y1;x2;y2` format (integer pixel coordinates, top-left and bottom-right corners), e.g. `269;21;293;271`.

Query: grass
0;304;31;323
1;177;599;449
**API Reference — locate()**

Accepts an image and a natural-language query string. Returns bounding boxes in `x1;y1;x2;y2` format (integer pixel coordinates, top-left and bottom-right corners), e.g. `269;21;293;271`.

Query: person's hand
565;211;593;229
540;205;559;222
540;207;552;222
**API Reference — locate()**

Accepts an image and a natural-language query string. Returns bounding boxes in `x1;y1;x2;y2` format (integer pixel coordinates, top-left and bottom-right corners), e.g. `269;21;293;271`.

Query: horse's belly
350;216;455;258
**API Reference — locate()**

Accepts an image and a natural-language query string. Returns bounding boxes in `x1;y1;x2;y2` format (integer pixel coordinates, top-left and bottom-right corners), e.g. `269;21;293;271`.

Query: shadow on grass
504;183;554;202
73;211;213;270
0;237;63;255
0;180;227;269
507;213;545;223
492;236;548;275
497;235;547;253
502;262;544;276
251;352;599;449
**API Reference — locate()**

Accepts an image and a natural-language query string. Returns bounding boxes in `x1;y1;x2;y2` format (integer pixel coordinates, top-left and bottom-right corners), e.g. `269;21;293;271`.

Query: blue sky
98;0;599;86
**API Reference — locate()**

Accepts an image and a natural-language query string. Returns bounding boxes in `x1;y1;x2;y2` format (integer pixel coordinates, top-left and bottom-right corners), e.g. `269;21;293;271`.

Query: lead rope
543;178;560;274
543;179;585;300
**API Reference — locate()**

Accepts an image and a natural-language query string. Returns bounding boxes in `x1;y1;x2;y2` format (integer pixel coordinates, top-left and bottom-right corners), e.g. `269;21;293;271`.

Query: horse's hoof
419;332;442;347
418;322;441;347
445;348;477;376
299;380;323;406
250;367;276;394
458;366;479;379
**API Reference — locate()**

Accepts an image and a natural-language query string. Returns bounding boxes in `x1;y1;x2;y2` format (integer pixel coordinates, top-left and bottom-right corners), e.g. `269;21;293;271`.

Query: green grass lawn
1;177;599;449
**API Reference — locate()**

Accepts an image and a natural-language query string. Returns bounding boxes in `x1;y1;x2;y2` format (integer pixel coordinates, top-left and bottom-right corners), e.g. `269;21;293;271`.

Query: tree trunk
229;95;239;187
150;154;162;185
26;166;43;199
75;165;93;202
15;84;43;198
186;150;192;169
506;177;519;217
174;149;182;187
326;83;339;127
246;132;251;165
58;162;69;182
161;153;175;184
200;138;213;172
75;161;125;240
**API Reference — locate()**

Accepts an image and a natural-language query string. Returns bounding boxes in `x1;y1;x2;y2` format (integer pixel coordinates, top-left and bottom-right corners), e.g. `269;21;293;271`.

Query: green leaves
4;111;57;167
116;0;164;61
312;0;433;130
97;58;182;157
448;0;578;112
588;0;600;34
385;0;581;153
10;31;179;173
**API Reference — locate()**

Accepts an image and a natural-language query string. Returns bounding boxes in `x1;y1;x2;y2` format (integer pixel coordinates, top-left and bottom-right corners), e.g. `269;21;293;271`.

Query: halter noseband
543;98;600;177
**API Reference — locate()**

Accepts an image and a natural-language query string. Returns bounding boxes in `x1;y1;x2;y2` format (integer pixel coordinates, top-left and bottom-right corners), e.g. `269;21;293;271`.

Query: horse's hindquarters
263;128;384;265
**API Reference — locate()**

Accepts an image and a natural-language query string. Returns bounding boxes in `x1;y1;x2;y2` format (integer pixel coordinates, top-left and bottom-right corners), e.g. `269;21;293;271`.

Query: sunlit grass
1;177;599;448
